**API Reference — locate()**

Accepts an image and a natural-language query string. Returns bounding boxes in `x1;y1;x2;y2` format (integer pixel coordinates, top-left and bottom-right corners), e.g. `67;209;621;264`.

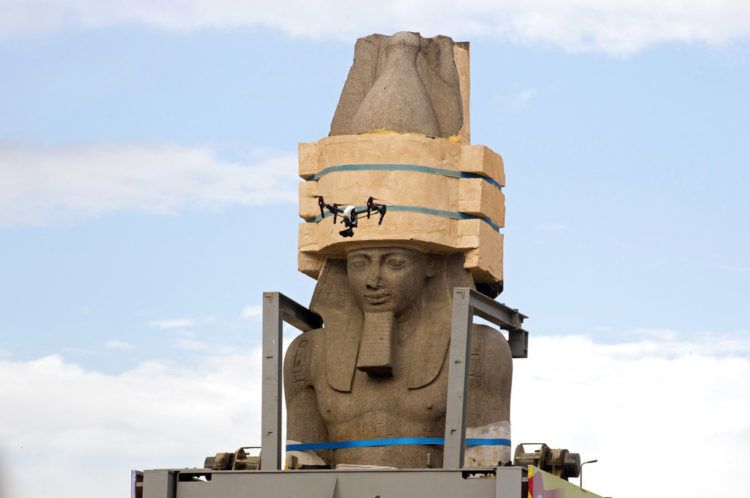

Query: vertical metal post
261;292;283;470
130;470;143;498
443;287;474;469
495;467;523;498
141;471;175;498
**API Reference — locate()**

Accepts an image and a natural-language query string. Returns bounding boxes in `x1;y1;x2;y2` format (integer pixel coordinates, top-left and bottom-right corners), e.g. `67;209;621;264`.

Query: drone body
317;196;387;237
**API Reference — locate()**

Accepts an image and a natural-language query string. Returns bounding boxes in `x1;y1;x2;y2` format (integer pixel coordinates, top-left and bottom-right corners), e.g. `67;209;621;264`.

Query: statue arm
463;324;513;466
283;332;330;466
466;324;513;427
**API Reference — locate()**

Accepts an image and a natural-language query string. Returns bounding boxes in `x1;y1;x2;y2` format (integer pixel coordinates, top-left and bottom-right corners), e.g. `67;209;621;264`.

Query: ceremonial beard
356;311;395;377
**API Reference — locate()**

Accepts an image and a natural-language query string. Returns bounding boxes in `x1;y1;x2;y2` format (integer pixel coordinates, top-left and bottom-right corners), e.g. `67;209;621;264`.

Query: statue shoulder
471;323;511;350
284;329;324;387
467;324;513;425
469;324;512;376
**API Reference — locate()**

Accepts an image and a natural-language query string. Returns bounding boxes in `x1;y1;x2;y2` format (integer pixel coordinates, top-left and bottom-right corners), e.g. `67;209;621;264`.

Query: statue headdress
298;32;505;289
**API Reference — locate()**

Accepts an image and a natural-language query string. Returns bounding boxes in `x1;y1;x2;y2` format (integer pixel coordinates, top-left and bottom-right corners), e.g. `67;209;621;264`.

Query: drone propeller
317;196;326;218
366;196;389;218
378;205;387;225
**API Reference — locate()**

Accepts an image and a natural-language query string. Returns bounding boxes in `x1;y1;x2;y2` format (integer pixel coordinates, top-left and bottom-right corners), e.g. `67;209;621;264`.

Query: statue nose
365;264;382;289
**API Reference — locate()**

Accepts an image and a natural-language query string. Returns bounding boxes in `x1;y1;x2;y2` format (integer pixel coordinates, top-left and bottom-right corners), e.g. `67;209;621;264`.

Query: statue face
346;247;429;316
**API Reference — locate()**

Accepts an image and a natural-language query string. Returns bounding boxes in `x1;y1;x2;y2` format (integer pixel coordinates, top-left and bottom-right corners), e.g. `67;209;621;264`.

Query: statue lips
364;293;391;305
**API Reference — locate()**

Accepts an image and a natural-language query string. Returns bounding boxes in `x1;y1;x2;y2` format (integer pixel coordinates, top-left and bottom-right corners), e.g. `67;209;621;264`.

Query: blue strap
304;204;501;232
287;437;511;452
305;164;503;192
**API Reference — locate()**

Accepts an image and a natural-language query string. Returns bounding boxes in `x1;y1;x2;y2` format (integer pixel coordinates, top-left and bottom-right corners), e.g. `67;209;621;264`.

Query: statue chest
314;360;449;439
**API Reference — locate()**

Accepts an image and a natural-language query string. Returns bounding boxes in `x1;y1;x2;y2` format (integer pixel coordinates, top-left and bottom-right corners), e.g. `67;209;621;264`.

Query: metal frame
261;292;323;470
443;288;528;469
260;288;527;471
141;467;524;498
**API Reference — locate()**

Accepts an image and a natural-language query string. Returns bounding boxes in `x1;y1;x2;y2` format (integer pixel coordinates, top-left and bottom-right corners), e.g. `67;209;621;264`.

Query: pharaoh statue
286;32;512;469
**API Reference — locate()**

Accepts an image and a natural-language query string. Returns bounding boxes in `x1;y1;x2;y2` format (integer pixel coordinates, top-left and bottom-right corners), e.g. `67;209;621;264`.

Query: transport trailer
133;465;603;498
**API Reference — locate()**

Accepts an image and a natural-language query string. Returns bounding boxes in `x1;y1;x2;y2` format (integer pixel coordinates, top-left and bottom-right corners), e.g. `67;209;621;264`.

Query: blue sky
1;3;749;497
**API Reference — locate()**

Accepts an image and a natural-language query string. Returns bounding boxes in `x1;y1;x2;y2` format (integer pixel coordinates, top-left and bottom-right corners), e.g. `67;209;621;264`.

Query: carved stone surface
330;32;463;138
286;32;512;470
296;133;506;284
284;248;512;469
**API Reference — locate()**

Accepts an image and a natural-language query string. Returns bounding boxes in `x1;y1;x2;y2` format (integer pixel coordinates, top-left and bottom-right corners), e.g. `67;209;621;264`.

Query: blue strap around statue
307;164;504;193
287;437;511;452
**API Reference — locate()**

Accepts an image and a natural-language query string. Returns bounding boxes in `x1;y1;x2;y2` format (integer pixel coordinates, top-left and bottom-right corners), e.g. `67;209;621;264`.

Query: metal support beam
443;288;473;468
276;293;324;332
142;470;176;498
164;467;526;498
468;290;529;359
261;292;323;470
443;288;530;469
261;293;282;470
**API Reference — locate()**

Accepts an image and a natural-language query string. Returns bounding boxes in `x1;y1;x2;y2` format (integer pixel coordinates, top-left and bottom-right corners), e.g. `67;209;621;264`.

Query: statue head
310;250;474;390
346;246;435;317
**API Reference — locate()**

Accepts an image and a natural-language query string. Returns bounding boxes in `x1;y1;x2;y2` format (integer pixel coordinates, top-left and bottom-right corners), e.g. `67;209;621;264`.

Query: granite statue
286;32;512;470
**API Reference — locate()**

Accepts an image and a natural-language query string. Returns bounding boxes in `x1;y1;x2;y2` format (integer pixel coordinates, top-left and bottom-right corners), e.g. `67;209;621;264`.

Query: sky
1;1;749;497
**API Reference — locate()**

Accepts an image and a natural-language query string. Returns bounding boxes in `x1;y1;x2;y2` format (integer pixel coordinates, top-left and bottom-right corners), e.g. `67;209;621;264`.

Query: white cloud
538;222;566;233
492;87;538;114
0;334;747;498
104;340;133;351
510;88;536;108
0;351;263;498
512;334;750;497
715;263;750;273
241;305;263;320
148;318;194;329
2;0;750;54
174;337;211;352
0;142;297;226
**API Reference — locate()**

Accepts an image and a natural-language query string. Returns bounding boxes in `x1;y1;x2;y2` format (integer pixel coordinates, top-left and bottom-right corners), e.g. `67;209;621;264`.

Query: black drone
317;196;387;237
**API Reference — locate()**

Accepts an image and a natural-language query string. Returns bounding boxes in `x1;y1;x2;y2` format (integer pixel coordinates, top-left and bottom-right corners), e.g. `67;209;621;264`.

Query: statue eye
349;258;367;269
386;257;406;268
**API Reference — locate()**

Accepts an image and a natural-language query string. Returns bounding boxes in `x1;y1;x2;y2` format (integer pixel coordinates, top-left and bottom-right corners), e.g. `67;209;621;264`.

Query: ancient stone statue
284;247;512;468
287;32;511;469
